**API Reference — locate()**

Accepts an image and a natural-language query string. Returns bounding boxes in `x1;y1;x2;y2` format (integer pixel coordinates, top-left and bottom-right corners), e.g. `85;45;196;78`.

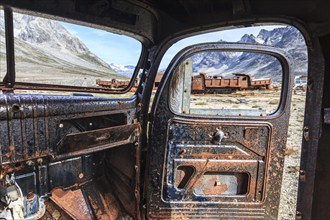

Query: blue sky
61;22;283;68
61;22;142;66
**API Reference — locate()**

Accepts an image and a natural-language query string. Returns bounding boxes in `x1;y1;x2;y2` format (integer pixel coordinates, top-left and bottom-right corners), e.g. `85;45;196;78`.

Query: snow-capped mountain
0;11;307;85
109;63;136;77
0;12;128;87
192;26;307;81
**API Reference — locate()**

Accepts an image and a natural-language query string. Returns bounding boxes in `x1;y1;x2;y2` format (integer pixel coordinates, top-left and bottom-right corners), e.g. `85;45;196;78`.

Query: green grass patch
195;102;207;106
268;99;279;105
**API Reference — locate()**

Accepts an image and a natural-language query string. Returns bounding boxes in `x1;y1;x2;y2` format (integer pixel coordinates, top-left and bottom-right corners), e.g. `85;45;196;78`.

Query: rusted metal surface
0;0;328;219
191;73;272;94
58;124;138;156
193;172;248;195
0;93;136;169
7;144;141;219
81;173;137;220
96;79;131;88
50;189;92;220
162;121;267;203
146;43;293;219
0;92;141;218
96;76;159;91
96;79;139;92
97;71;272;95
40;199;73;220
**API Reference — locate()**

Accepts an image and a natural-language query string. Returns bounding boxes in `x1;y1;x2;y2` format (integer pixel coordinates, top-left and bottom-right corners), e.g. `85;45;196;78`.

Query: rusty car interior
0;0;329;219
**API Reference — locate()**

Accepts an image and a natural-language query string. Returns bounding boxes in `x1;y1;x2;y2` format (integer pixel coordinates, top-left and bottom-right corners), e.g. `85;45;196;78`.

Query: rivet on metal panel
37;158;43;165
26;160;34;166
299;170;306;182
303;126;309;141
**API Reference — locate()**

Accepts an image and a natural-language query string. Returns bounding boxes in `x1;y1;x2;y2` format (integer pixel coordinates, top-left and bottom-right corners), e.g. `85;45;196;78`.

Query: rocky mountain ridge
192;26;307;81
0;12;127;87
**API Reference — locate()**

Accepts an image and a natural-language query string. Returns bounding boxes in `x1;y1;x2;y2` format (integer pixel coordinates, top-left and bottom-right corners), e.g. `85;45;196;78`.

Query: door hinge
303;126;309;141
296;210;302;219
299;170;306;182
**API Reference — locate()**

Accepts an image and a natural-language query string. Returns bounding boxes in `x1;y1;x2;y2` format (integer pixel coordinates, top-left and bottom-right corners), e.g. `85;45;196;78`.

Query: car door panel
163;120;269;203
146;43;293;219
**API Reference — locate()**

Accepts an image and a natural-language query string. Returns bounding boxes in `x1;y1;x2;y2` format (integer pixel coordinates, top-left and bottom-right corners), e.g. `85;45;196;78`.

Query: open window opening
175;166;195;189
0;9;142;96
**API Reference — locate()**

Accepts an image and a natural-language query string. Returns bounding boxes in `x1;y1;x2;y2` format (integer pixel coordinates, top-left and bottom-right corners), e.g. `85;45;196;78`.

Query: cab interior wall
303;32;328;219
0;0;328;219
0;94;140;218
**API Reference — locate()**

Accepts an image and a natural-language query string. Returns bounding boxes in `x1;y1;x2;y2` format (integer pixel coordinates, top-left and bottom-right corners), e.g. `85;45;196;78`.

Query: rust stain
50;188;92;220
5;152;11;158
9;145;15;151
195;176;229;195
203;183;228;195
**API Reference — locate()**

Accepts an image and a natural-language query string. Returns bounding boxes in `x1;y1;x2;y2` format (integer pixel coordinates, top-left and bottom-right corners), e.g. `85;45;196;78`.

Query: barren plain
189;90;306;220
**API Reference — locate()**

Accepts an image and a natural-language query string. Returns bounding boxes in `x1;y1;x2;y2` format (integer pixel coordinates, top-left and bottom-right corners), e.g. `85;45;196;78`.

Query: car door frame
145;42;294;219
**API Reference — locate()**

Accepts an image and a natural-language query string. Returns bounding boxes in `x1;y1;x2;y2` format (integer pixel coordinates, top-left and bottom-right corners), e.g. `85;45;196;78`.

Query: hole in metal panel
175;166;195;189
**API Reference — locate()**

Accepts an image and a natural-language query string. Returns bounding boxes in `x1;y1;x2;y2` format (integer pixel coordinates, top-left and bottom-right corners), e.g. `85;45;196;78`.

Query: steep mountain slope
0;12;128;87
192;26;307;82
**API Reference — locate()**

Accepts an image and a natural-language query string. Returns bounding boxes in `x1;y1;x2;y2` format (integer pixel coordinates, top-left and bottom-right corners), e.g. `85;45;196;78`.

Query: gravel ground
278;93;306;220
